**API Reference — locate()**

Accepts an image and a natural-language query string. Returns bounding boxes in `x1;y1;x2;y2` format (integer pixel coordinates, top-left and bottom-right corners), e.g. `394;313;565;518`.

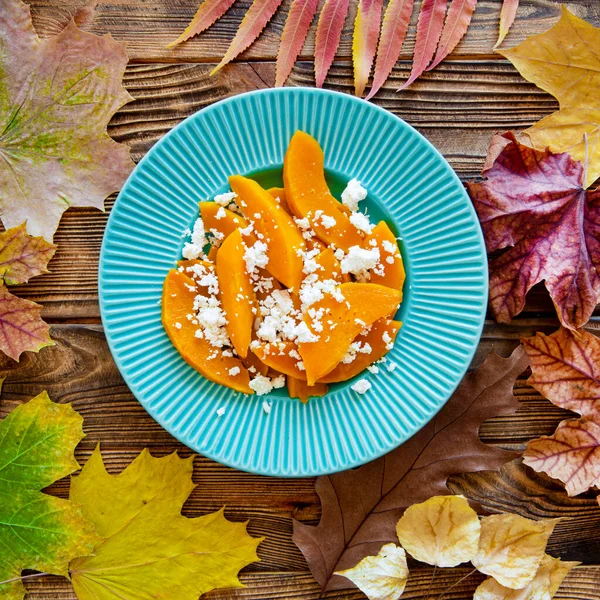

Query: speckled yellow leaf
335;544;409;600
474;554;580;600
472;514;559;590
395;495;480;567
69;449;262;600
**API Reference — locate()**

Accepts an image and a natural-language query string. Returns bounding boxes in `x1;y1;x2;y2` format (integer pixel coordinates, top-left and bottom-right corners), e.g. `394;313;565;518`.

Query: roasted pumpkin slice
314;247;350;283
253;341;306;380
243;350;270;376
287;376;328;404
283;131;363;250
299;283;402;384
216;229;256;359
364;221;405;296
319;319;401;383
266;187;291;214
200;202;254;244
162;269;252;393
229;175;306;290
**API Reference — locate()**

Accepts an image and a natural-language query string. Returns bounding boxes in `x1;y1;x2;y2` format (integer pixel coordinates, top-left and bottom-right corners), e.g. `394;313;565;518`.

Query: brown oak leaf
292;347;528;592
467;132;600;330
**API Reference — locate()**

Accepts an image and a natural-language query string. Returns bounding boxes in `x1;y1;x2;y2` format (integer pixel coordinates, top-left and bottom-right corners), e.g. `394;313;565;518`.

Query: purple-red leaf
365;0;414;100
167;0;237;47
426;0;477;71
211;0;285;75
400;0;447;90
352;0;384;97
0;284;52;361
495;0;519;48
467;132;600;330
314;0;351;87
276;0;320;86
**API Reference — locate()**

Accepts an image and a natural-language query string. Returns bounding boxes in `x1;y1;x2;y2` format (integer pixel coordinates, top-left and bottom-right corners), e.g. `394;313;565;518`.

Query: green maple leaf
0;392;99;600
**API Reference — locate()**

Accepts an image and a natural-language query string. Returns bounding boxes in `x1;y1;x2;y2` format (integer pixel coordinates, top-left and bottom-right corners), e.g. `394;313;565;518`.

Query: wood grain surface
6;0;600;598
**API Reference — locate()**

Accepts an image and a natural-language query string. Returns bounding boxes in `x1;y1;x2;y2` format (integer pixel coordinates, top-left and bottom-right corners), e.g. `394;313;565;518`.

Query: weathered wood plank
20;568;600;599
27;0;600;63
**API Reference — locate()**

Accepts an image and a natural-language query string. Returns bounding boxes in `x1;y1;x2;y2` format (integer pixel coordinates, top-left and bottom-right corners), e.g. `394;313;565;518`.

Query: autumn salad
161;131;405;402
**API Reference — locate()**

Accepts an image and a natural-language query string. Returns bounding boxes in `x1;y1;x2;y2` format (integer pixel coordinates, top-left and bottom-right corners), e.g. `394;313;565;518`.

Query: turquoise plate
99;88;487;477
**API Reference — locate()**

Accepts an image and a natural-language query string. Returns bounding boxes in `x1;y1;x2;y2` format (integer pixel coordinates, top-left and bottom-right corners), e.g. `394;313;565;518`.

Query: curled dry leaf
69;447;262;600
395;495;480;567
467;132;600;330
499;7;600;188
335;544;409;600
0;0;134;242
494;0;519;48
472;514;560;590
0;392;99;600
474;554;579;600
292;347;528;592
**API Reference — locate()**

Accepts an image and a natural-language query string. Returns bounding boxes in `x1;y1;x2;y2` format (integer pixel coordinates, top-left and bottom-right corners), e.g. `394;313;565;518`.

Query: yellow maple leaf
499;7;600;188
335;543;409;600
395;495;480;568
471;514;560;590
69;447;262;600
473;554;580;600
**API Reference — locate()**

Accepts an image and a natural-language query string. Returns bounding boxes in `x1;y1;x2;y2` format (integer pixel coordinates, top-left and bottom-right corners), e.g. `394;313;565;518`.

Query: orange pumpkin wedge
283;131;363;250
287;376;328;404
200;202;254;244
365;221;405;296
216;228;256;359
314;247;350;283
253;342;306;380
299;283;402;384
243;350;270;376
229;175;306;290
162;269;252;393
266;187;291;214
319;319;401;383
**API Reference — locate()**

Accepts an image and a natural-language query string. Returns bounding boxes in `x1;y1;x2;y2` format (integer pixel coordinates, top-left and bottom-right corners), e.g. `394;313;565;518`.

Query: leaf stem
427;565;437;598
0;572;51;586
437;567;478;599
583;132;589;188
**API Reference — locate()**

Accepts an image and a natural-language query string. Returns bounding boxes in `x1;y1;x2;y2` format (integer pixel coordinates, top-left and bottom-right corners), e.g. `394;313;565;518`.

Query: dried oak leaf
292;346;528;592
467;132;600;331
395;495;480;567
0;0;134;241
69;447;262;600
472;514;559;589
335;544;409;600
0;392;99;600
499;7;600;188
474;554;580;600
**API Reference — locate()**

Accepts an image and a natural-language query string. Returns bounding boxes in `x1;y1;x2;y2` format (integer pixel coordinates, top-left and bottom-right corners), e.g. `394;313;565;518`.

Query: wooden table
3;1;600;598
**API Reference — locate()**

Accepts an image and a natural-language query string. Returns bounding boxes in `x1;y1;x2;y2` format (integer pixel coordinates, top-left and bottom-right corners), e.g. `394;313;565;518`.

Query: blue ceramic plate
99;88;487;477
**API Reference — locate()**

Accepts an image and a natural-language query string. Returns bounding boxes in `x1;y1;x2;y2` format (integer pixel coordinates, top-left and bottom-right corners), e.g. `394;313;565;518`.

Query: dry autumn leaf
0;392;99;600
467;132;600;331
395;495;480;567
335;544;409;600
474;554;579;600
292;347;528;592
499;7;600;188
472;514;560;589
0;0;134;241
69;447;262;600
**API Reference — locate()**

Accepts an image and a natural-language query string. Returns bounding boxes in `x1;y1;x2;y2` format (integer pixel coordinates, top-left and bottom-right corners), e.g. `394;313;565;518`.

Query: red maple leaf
467;132;600;330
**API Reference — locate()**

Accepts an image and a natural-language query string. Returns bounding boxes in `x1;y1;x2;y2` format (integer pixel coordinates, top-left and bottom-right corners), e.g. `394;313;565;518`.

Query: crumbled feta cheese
297;361;305;371
367;365;379;374
215;207;227;220
262;400;273;413
182;217;207;260
228;366;240;376
294;321;319;343
174;322;182;329
382;240;398;254
254;212;262;219
350;211;375;234
341;246;380;280
244;240;269;274
382;330;394;350
272;375;286;389
216;407;226;417
341;178;367;212
386;256;395;264
250;375;274;395
214;192;237;206
321;214;336;229
351;379;372;394
386;360;398;372
294;217;311;230
239;222;254;237
334;248;345;261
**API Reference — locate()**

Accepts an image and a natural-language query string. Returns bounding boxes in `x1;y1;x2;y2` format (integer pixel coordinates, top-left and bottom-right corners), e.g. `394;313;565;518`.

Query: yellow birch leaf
472;514;560;590
473;554;580;600
69;448;262;600
395;495;480;567
335;544;409;600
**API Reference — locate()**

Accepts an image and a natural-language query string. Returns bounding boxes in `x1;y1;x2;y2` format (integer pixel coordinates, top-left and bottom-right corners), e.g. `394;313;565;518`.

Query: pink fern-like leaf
314;0;351;87
365;0;414;100
167;0;237;48
353;0;384;97
495;0;519;48
399;0;447;90
276;0;320;86
211;0;285;75
426;0;477;70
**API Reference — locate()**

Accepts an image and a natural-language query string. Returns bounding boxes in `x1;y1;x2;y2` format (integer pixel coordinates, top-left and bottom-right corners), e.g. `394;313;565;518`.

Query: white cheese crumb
182;217;207;260
294;321;319;343
272;375;286;389
341;178;367;212
250;375;274;396
174;322;182;329
341;246;380;280
382;240;397;254
321;214;336;229
334;247;345;261
382;330;393;350
351;379;372;394
214;192;237;206
215;207;227;220
244;240;269;274
367;365;379;374
386;360;398;372
228;366;240;376
262;400;273;414
216;407;226;417
239;222;254;237
386;256;395;264
294;217;311;230
350;211;375;234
